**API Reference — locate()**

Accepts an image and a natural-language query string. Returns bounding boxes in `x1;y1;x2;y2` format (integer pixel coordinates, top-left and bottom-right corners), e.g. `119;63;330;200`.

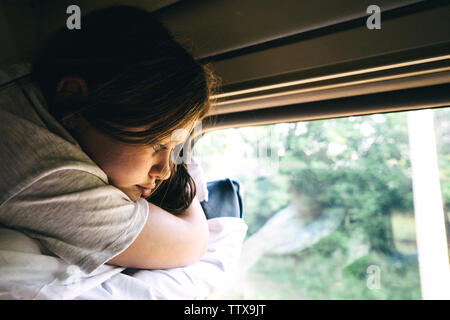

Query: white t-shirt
0;63;148;274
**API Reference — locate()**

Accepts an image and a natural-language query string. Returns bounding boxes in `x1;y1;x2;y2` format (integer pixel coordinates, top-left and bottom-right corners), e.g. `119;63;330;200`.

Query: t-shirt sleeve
0;169;149;274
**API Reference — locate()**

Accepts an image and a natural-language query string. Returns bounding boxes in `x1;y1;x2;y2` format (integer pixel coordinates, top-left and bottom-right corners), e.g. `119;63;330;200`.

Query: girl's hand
187;156;208;202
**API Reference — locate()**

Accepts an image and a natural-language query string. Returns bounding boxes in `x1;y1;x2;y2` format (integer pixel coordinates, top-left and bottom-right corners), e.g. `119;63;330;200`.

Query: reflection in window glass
193;107;450;300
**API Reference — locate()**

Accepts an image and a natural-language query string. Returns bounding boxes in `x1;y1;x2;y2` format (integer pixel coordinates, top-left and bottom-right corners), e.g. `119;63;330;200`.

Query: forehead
161;128;191;145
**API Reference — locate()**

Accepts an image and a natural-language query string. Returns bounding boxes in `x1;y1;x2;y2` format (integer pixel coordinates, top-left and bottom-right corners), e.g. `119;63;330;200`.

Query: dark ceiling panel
205;3;450;88
37;0;182;47
0;0;182;67
155;0;424;59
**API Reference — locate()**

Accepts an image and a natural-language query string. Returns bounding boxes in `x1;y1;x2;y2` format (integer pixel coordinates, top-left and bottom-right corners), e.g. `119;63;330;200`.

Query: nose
153;165;171;181
149;152;171;181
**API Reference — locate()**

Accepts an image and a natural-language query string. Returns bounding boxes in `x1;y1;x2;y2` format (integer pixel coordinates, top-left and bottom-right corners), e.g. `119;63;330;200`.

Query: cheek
100;152;153;187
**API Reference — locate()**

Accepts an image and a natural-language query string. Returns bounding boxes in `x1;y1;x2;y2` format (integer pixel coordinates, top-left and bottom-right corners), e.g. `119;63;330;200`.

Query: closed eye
152;144;168;153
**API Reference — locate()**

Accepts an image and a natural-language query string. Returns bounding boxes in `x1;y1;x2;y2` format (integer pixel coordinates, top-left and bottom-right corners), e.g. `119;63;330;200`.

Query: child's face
70;116;188;202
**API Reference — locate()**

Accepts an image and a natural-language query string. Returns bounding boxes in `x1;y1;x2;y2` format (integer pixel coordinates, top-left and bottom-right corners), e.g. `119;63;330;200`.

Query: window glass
193;107;450;299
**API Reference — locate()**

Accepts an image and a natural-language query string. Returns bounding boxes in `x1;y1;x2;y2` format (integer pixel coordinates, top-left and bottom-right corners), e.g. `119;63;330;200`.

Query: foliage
196;108;449;300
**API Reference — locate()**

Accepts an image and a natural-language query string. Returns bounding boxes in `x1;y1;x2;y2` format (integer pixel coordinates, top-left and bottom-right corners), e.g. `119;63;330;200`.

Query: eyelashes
152;144;168;153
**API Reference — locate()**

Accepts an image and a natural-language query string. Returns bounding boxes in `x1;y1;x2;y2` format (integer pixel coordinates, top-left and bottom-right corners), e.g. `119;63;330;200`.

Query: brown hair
31;6;220;215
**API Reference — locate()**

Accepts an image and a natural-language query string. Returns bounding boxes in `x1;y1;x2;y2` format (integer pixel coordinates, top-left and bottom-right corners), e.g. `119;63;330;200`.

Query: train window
194;107;450;299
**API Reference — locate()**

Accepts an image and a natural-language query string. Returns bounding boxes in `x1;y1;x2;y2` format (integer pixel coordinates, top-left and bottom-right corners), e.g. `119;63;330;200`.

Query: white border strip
407;109;450;300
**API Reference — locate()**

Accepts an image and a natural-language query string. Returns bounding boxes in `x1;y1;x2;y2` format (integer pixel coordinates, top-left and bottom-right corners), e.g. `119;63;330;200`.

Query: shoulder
0;62;31;87
0;63;109;203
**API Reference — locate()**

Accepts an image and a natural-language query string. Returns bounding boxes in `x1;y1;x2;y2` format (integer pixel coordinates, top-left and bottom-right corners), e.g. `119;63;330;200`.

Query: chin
129;194;141;202
117;187;141;202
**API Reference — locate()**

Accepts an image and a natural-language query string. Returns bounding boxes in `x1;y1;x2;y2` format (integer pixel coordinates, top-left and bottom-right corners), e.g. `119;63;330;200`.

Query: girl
0;6;219;274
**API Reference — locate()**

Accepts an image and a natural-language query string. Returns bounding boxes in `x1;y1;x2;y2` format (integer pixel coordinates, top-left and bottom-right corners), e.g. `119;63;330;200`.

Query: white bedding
0;217;247;300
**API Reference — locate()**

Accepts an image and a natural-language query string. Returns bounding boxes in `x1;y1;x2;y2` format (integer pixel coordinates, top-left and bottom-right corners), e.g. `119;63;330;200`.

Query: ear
56;76;88;98
61;112;81;129
56;77;88;130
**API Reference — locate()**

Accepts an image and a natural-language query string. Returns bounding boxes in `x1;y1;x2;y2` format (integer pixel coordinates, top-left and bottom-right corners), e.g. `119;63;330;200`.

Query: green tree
278;114;412;254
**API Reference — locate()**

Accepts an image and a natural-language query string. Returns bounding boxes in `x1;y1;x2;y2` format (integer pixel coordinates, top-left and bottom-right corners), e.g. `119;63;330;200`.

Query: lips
138;183;156;189
136;184;155;197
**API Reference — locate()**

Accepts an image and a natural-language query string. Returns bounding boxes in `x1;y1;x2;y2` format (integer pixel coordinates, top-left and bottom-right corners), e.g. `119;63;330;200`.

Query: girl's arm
106;196;209;269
